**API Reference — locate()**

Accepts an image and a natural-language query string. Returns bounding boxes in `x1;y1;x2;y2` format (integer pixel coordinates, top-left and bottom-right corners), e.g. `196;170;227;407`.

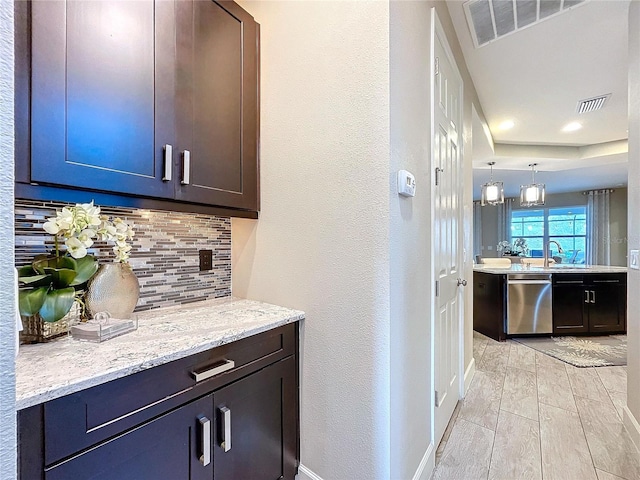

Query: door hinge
435;280;440;297
435;57;439;76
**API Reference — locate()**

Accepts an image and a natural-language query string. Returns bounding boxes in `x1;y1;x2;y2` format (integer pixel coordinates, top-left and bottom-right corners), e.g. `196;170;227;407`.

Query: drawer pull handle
585;290;590;304
192;359;235;382
163;144;172;181
198;415;211;466
591;290;596;304
219;406;232;452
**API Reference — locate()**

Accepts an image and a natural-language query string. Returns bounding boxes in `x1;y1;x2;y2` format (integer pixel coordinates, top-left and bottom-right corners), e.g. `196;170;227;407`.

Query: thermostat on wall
397;170;416;197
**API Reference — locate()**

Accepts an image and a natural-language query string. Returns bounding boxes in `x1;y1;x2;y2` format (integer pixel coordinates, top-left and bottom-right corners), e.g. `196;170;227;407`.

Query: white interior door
432;11;464;447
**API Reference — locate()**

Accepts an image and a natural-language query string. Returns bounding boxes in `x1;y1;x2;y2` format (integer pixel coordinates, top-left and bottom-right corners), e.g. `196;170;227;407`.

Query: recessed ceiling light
498;120;515;131
562;122;582;132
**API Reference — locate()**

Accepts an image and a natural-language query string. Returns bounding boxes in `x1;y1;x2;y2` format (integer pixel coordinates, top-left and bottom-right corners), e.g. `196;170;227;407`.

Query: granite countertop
473;264;628;275
16;297;305;410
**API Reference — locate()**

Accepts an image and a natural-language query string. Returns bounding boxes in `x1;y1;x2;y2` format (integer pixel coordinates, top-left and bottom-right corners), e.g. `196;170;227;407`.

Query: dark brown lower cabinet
214;357;297;480
18;324;299;480
553;274;626;335
552;281;589;334
45;395;214;480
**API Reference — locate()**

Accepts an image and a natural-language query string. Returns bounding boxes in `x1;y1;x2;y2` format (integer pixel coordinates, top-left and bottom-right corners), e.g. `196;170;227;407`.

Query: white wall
232;2;392;478
389;2;433;477
625;0;640;449
0;0;17;477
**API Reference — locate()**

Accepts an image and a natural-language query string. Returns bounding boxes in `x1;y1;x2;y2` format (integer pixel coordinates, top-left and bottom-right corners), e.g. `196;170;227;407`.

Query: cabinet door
588;284;626;333
45;395;213;480
30;0;175;199
214;356;297;480
552;284;589;334
174;0;259;211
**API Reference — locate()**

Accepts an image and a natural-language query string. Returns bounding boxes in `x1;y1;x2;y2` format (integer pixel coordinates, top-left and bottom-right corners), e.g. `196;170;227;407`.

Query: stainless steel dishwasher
507;274;553;335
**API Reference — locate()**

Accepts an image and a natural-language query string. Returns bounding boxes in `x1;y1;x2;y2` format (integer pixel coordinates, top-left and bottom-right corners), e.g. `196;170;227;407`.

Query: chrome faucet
544;240;564;267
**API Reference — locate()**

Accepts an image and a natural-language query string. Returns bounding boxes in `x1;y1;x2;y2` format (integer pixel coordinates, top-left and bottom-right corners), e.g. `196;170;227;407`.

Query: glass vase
85;263;140;319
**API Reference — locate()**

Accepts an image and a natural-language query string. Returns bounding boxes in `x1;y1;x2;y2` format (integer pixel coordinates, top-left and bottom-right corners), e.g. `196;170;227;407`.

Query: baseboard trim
623;406;640;452
464;357;476;395
412;442;435;480
297;464;324;480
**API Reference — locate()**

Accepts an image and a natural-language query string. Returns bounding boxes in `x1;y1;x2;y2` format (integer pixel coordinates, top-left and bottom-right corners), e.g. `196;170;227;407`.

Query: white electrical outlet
630;250;639;270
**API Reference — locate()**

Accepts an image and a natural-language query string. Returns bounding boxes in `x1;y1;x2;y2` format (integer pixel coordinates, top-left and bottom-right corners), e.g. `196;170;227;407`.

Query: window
510;206;586;263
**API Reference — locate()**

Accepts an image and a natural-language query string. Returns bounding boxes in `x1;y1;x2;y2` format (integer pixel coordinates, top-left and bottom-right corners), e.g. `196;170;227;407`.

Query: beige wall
0;0;16;476
389;2;433;477
626;1;640;449
232;2;392;478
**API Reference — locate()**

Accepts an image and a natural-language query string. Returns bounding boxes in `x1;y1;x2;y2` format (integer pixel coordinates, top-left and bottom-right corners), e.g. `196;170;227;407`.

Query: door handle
585;290;590;304
457;278;467;287
219;406;231;452
591;290;596;304
163;144;172;181
181;150;191;185
198;415;211;466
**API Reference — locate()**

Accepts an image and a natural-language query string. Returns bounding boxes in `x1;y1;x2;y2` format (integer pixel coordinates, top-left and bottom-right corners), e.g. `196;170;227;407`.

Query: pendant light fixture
480;162;504;206
520;163;545;207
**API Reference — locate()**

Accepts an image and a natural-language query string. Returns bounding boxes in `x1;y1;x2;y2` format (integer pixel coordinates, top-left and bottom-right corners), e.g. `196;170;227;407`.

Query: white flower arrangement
496;238;529;256
43;202;135;263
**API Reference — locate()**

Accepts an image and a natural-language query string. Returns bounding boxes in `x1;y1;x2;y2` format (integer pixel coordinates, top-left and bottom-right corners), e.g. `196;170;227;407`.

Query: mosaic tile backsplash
15;199;231;311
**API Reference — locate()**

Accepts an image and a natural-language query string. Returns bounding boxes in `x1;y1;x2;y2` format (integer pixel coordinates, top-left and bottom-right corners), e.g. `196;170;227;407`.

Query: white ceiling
446;0;631;199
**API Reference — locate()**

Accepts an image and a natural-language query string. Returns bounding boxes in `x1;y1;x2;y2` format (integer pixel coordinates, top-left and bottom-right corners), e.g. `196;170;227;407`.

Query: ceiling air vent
464;0;587;48
576;94;611;114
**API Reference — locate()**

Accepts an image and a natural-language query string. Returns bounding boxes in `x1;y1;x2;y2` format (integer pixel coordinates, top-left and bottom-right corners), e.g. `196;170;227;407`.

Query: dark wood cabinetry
473;270;627;342
552;274;626;335
174;0;259;211
473;271;507;342
214;357;298;479
15;0;259;216
17;324;299;480
45;395;214;480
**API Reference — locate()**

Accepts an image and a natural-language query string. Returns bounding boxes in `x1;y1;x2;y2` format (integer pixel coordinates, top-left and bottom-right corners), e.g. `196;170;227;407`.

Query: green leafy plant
18;202;135;322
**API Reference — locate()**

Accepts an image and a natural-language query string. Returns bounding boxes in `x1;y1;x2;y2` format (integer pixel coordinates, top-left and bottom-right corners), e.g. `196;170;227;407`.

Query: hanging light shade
480;162;504;206
520;163;545;207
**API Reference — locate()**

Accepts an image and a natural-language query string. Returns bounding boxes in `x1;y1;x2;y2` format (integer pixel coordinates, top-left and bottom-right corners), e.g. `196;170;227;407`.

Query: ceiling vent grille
576;94;611;114
464;0;587;48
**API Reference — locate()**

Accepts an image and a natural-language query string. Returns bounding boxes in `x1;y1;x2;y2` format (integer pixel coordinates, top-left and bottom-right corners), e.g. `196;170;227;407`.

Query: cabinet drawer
585;273;627;285
43;323;296;466
552;274;584;285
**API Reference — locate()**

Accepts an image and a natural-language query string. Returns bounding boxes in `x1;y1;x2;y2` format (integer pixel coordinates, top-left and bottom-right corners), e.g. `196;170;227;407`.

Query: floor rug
513;335;627;367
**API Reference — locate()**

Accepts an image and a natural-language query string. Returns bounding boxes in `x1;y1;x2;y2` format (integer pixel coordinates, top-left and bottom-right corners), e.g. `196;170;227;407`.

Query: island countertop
16;297;305;410
473;264;628;275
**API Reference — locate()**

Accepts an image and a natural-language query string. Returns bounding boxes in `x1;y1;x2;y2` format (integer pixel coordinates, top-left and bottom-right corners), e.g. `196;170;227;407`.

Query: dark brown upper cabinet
18;0;259;215
174;1;259;211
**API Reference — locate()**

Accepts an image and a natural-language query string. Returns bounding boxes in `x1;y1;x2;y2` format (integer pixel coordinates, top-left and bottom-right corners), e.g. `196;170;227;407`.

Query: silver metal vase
86;263;140;319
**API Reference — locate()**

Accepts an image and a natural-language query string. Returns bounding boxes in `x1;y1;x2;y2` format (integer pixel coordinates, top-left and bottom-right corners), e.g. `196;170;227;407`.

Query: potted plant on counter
18;202;135;343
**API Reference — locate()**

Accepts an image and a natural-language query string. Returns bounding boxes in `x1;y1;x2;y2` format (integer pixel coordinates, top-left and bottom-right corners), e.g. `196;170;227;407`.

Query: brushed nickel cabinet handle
182;150;191;185
191;359;235;382
220;406;231;452
163;144;172;181
198;415;211;466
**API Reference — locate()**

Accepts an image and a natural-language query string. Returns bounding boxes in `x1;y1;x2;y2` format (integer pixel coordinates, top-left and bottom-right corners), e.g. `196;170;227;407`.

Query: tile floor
432;331;640;480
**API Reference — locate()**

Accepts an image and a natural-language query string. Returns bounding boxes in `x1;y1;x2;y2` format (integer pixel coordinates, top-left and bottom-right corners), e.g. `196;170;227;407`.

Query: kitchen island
473;264;627;341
